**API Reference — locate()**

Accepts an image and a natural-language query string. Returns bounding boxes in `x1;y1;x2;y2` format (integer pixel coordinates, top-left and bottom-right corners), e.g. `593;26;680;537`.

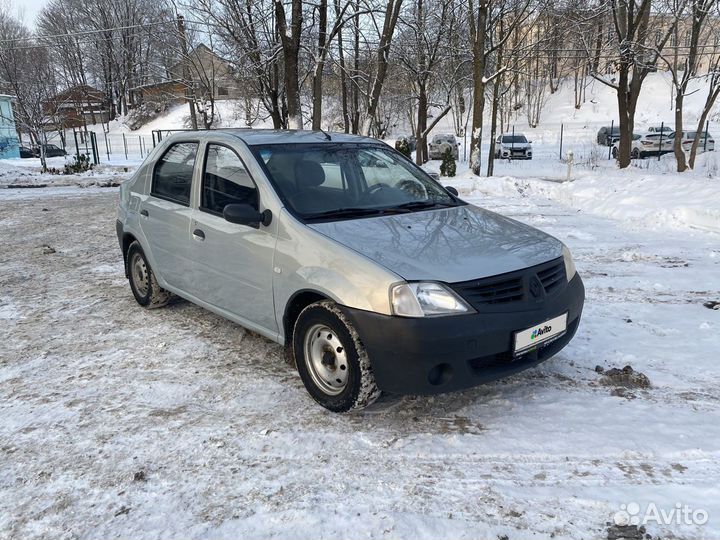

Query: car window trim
150;140;200;207
199;141;260;217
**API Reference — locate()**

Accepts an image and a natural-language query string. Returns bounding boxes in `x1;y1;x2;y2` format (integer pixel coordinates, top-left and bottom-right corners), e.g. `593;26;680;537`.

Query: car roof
167;128;382;146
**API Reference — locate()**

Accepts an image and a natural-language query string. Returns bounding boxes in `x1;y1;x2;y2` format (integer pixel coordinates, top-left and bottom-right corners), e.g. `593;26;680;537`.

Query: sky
9;0;48;27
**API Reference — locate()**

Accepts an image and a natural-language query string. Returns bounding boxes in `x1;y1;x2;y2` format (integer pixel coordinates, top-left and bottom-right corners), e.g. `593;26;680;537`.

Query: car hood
308;204;563;283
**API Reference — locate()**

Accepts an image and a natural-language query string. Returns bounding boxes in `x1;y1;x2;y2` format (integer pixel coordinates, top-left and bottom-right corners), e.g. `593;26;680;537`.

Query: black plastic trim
340;273;585;395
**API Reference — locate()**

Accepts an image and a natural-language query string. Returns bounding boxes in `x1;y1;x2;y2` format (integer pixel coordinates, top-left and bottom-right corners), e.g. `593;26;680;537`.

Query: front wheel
293;300;381;412
612;147;619;159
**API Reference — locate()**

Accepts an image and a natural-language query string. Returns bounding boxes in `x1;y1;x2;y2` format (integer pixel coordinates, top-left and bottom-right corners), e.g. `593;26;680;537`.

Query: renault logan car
117;130;584;412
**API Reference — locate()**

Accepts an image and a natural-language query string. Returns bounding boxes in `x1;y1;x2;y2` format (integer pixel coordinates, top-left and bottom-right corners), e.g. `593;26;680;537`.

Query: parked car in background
671;131;715;153
33;144;67;157
19;146;35;158
611;134;643;159
647;125;674;136
495;134;533;160
597;126;621;146
638;132;674;157
117;129;584;412
428;133;459;160
394;134;417;152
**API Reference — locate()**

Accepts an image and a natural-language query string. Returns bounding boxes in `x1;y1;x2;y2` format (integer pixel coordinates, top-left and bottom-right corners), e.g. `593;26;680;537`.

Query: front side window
201;144;258;215
152;142;198;206
253;143;462;221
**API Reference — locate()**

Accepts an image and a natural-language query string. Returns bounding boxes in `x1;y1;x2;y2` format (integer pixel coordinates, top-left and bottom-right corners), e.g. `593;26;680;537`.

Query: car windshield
433;135;454;143
502;135;528;143
252;143;462;221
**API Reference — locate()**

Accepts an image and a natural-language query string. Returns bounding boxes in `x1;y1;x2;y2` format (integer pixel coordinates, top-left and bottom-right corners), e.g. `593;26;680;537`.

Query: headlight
562;245;577;282
390;282;474;317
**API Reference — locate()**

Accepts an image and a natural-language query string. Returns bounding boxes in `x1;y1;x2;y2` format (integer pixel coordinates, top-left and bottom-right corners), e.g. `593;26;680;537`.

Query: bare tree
275;0;303;129
588;0;682;168
657;0;715;171
362;0;404;135
395;0;453;163
688;47;720;169
0;14;59;171
468;0;534;175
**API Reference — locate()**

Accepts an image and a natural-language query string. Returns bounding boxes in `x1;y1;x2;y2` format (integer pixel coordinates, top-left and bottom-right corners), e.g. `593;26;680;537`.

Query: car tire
631;148;639;159
293;300;381;412
126;241;171;308
612;147;618;158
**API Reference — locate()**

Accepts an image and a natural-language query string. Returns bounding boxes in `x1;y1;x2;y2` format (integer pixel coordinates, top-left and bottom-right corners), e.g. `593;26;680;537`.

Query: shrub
439;147;456;177
63;153;93;174
395;137;411;159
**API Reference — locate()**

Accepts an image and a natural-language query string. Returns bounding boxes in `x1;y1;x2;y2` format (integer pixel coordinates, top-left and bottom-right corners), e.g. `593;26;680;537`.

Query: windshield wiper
391;200;457;211
303;207;385;220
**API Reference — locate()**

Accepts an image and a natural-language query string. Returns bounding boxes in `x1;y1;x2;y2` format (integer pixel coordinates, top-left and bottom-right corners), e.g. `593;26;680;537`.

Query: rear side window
201;144;258;215
152;142;198;206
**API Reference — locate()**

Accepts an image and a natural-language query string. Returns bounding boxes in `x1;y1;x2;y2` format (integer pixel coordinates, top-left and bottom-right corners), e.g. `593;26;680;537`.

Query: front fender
272;209;401;342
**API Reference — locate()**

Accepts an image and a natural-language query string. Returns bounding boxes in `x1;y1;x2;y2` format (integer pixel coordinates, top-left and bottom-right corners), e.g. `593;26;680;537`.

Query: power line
0;20;176;45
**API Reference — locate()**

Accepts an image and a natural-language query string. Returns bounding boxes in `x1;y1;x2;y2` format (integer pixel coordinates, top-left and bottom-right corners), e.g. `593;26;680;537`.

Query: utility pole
177;14;198;130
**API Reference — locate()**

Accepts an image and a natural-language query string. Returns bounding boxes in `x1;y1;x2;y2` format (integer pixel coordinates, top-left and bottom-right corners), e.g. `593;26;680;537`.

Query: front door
190;143;277;333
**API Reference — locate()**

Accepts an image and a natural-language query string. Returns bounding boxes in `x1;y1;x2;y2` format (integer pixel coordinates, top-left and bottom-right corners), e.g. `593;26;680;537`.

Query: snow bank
0;159;133;189
445;157;720;235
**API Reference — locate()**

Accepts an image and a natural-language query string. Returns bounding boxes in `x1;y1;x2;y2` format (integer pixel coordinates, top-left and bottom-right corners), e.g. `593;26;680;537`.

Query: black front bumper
341;274;584;395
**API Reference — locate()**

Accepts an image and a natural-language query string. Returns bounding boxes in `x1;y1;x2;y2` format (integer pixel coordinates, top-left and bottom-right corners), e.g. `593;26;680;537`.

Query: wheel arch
282;289;333;347
121;232;139;278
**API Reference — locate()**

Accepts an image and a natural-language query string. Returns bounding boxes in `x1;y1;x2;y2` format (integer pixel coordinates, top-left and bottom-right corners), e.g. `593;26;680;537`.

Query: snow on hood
308;204;563;282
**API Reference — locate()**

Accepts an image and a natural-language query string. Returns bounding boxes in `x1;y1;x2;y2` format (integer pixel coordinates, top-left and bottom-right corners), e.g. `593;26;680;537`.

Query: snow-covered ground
1;156;718;539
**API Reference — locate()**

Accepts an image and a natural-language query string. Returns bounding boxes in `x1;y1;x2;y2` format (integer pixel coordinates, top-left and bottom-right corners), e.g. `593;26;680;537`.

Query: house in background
130;80;187;107
0;95;21;159
43;85;111;130
130;45;243;109
168;44;241;101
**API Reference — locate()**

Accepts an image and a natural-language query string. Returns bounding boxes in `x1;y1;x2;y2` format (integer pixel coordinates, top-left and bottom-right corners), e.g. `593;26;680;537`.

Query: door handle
140;209;149;217
192;228;205;241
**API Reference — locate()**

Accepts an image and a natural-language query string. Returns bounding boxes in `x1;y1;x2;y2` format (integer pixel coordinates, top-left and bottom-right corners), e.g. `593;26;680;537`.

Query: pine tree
440;148;456;177
396;138;411;159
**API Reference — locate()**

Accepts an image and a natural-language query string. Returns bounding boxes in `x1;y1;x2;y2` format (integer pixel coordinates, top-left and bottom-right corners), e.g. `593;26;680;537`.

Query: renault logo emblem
530;276;543;298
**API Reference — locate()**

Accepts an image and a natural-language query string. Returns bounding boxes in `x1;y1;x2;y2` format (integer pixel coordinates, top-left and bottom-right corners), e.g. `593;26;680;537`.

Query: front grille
457;275;524;305
537;260;566;294
451;257;566;311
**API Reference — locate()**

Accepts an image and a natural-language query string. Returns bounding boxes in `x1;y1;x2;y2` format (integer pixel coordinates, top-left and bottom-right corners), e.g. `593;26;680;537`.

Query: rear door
140;141;198;292
190;142;277;332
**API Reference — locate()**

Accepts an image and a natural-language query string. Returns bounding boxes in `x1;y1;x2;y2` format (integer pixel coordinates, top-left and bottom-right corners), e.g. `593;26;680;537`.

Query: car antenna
318;128;332;141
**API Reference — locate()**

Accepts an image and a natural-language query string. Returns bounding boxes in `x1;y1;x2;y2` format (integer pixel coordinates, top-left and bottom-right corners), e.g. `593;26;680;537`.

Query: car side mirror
428;172;440;182
528;140;533;143
223;203;272;229
445;186;459;196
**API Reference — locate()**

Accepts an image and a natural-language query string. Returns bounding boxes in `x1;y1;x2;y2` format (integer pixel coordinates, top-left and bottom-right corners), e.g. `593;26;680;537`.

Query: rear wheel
612;147;619;159
293;300;381;412
127;241;171;308
631;148;639;159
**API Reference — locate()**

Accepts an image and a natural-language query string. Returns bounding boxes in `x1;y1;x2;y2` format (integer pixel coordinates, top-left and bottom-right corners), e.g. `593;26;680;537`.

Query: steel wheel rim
131;252;149;297
303;324;349;396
